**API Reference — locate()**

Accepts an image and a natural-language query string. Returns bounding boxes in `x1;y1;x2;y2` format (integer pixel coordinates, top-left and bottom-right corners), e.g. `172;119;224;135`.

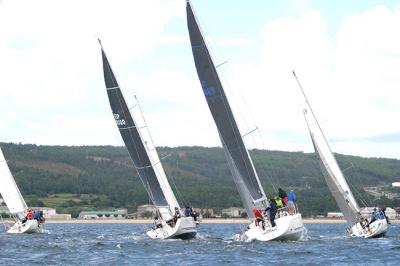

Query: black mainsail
100;41;179;220
186;1;267;218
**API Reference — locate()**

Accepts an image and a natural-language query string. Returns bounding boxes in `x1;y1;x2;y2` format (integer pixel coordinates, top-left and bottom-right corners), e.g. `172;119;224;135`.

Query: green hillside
1;142;399;217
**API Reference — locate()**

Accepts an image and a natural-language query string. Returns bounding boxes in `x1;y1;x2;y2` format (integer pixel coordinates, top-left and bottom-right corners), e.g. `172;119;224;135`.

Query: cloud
1;1;400;160
222;6;400;159
0;0;183;146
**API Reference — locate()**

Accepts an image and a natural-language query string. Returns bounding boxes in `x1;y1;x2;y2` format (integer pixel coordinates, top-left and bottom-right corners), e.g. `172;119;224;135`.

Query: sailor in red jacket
252;208;265;230
26;208;33;220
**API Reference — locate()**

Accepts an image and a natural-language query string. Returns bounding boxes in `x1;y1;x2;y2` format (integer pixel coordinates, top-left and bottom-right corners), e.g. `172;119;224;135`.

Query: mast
293;71;360;226
99;40;179;221
0;148;27;220
186;1;267;218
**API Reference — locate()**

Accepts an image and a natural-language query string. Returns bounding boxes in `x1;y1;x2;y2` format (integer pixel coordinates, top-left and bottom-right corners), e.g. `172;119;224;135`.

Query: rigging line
219;65;281;192
255;128;281;190
293;71;340;169
207;51;263;198
346;169;373;207
170;156;187;207
134;95;171;200
192;7;265;199
191;5;266;201
102;50;157;206
347;179;369;207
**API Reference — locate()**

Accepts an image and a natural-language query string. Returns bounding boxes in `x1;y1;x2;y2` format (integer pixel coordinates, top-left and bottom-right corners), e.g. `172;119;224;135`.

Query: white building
137;204;158;216
221;207;245;218
327;212;344;218
392;182;400;188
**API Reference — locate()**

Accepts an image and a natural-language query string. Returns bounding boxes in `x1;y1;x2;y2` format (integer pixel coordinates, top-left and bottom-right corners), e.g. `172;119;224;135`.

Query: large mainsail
293;71;360;226
0;148;27;220
186;1;267;218
100;42;179;221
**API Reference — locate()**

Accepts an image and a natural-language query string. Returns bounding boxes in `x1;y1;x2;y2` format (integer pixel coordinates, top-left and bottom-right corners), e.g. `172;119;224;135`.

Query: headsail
293;71;360;226
186;1;267;218
0;148;27;220
99;41;179;221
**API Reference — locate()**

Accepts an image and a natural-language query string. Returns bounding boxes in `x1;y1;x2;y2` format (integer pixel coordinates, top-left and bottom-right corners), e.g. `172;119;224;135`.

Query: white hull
146;216;197;240
350;218;388;238
240;213;304;242
7;220;42;234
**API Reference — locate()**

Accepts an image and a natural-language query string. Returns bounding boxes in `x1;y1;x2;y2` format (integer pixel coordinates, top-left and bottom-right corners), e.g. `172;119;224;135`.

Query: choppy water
0;222;399;265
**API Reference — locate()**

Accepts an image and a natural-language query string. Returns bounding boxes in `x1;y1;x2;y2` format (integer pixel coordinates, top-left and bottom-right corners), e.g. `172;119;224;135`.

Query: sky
1;0;400;159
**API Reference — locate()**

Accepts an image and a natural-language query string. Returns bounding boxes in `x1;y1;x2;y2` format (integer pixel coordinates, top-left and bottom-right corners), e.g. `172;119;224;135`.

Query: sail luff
100;44;179;220
0;148;27;220
186;2;267;217
294;72;360;225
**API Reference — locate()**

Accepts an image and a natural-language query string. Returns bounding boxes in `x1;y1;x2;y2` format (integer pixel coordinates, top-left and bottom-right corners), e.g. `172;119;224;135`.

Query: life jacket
275;199;283;208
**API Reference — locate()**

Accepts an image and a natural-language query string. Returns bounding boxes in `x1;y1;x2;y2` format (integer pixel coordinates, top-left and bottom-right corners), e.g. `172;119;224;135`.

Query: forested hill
1;142;399;217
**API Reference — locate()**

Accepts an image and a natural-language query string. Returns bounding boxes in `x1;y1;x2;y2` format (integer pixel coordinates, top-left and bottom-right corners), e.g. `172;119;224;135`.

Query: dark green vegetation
1;142;399;217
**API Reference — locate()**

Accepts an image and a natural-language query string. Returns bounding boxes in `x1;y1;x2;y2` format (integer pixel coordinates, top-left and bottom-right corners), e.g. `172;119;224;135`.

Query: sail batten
186;2;267;217
100;45;179;221
0;148;27;220
294;72;360;226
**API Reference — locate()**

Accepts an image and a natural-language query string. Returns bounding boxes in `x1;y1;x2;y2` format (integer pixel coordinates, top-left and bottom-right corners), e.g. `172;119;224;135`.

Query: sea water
0;222;399;265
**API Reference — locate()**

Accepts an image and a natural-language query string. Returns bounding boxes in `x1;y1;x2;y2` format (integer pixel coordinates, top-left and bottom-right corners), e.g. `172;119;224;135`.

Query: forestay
100;43;179;221
293;71;360;226
186;1;268;218
0;148;27;220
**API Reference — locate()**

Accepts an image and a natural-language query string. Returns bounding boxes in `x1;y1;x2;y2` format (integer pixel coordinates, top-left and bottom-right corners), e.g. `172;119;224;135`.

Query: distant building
137;204;158;216
327;212;344;218
0;206;10;216
392;182;400;188
221;207;245;218
78;209;127;219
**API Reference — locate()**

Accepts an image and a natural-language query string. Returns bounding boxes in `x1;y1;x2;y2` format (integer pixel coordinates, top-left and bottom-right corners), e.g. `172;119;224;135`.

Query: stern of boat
7;220;41;234
146;216;197;240
351;218;388;238
243;212;304;242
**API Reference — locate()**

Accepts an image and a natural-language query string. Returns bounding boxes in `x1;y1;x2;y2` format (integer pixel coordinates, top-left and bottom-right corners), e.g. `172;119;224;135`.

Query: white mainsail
293;71;360;226
0;147;27;220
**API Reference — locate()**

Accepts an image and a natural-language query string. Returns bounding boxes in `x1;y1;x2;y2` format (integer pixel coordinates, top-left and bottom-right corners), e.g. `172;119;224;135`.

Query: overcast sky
1;0;400;159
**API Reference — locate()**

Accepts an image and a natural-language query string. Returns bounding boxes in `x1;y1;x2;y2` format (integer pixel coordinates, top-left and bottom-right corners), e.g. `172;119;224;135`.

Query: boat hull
7;220;42;234
146;216;197;240
242;213;304;242
350;218;388;238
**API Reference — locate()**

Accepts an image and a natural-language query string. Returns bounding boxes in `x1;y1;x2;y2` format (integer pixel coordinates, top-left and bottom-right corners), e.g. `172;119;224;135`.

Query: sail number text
113;113;126;126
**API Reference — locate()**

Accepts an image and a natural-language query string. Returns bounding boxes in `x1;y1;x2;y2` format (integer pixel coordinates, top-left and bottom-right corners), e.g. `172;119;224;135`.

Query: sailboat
99;40;197;240
0;147;41;233
292;71;388;238
186;1;304;241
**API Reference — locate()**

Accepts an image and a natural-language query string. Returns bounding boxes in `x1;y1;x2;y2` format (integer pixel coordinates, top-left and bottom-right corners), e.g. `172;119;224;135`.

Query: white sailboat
0;147;41;234
186;1;304;242
99;40;197;240
293;71;388;238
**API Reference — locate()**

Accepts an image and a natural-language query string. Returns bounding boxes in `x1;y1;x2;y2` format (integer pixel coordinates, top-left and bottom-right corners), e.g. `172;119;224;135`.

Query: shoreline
3;218;395;224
